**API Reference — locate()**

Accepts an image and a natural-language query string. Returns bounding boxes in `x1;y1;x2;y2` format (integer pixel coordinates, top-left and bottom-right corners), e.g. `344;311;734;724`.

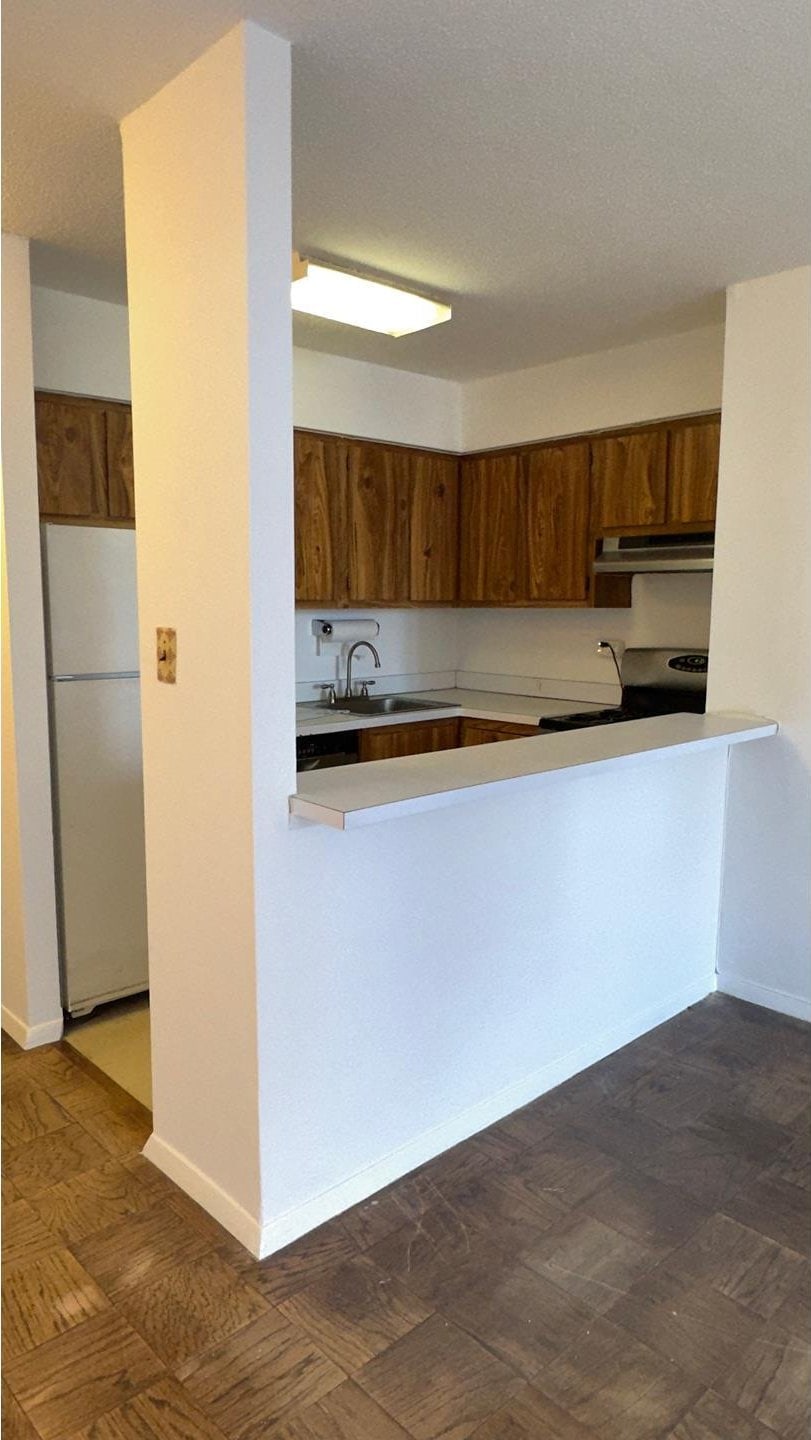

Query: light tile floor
65;994;152;1108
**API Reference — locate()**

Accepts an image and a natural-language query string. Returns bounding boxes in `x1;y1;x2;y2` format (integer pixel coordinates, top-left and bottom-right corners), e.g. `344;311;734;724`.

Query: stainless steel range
539;647;709;733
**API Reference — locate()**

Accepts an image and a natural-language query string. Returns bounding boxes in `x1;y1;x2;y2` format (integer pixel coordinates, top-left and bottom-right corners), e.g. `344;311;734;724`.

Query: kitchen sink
330;695;457;716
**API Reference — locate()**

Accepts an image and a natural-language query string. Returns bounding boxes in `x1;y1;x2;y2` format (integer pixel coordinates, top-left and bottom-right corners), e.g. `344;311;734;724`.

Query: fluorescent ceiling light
291;253;451;337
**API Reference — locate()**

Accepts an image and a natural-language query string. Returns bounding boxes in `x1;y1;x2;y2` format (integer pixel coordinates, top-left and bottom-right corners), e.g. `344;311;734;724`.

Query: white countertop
290;712;778;829
296;688;602;736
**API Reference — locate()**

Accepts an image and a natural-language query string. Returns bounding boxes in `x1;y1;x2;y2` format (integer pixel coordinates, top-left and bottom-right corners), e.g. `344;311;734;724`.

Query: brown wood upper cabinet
590;428;668;530
346;441;410;603
294;433;459;605
667;417;720;526
105;405;135;521
36;395;109;520
459;440;591;605
525;442;590;603
294;431;346;603
408;452;459;603
459;451;525;603
36;392;135;524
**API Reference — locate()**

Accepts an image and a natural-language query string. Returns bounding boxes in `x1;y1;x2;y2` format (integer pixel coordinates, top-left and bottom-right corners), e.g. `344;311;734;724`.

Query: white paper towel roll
312;618;380;642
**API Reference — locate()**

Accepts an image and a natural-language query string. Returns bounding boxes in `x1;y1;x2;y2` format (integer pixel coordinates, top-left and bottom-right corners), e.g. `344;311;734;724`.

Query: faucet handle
358;680;376;698
315;683;337;706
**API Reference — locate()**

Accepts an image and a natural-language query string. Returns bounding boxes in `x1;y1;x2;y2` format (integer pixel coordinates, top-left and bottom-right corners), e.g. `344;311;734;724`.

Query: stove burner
542;707;641;732
539;648;709;734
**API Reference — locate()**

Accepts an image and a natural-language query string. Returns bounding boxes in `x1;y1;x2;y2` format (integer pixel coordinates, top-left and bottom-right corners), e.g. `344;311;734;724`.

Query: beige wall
1;234;62;1046
121;22;294;1243
708;266;811;1019
31;284;462;451
462;323;725;452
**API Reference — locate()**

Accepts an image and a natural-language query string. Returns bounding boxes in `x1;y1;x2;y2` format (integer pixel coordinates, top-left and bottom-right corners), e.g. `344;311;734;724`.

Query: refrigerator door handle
51;671;140;682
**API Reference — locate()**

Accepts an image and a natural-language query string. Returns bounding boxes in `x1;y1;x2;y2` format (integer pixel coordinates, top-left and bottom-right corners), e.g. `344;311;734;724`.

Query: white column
1;234;62;1048
708;266;811;1020
121;21;294;1249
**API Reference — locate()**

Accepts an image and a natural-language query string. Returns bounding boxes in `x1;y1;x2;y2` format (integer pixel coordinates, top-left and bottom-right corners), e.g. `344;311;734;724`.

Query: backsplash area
296;575;713;703
295;609;459;701
456;574;713;702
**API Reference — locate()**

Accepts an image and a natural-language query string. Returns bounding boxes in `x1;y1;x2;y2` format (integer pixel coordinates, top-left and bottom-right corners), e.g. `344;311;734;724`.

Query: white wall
708;267;811;1021
1;236;63;1047
295;609;458;699
294;348;460;451
262;747;725;1247
122;22;296;1233
458;574;713;701
30;287;723;459
30;286;461;451
32;287;133;401
462;324;725;452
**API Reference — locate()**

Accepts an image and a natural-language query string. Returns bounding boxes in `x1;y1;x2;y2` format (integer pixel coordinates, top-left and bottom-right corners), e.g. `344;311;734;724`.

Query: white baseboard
142;974;713;1261
1;1005;64;1049
142;1133;263;1255
255;971;713;1259
716;973;811;1023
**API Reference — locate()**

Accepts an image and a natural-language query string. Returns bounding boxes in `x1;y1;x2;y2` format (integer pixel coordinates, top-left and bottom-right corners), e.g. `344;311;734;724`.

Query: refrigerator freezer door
51;676;148;1013
43;524;139;676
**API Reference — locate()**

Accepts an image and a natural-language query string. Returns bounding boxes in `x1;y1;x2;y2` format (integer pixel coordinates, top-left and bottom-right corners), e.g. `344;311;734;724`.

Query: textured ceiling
3;0;809;379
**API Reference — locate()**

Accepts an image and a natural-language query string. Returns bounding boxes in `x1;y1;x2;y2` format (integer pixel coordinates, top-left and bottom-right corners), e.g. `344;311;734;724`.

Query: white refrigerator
42;524;148;1016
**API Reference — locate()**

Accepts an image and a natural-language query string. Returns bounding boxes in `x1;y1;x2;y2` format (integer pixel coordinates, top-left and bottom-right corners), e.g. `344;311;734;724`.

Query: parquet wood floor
2;996;808;1438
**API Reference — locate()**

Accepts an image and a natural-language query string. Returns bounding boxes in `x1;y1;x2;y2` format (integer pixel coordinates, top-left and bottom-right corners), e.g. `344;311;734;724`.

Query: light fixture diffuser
291;253;451;337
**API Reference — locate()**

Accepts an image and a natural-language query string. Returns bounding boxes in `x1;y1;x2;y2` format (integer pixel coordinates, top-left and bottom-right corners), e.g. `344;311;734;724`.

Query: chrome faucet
344;640;381;698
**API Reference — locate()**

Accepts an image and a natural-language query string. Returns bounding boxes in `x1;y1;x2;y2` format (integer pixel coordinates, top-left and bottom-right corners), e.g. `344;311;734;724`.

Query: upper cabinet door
36;395;108;520
459;452;525;603
525;442;590;602
106;406;135;520
667;418;720;526
294;432;346;604
346;442;409;603
590;429;668;530
409;452;459;603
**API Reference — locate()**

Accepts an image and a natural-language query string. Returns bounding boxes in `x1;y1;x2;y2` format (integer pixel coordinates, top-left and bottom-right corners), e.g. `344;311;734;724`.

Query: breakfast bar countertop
289;711;778;829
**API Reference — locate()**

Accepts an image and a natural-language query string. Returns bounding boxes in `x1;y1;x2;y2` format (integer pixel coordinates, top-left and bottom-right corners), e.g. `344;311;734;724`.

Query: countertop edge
295;689;605;736
289;713;778;830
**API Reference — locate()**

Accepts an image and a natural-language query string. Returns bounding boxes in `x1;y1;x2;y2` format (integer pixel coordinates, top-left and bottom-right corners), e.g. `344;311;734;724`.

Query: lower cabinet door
460;718;539;746
359;718;460;762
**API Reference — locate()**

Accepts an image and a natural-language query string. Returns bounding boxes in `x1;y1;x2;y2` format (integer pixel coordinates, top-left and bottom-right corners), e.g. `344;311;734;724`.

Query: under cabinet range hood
593;532;714;575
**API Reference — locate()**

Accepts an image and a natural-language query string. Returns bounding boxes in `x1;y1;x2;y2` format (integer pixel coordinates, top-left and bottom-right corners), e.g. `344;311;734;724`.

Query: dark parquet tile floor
2;994;809;1439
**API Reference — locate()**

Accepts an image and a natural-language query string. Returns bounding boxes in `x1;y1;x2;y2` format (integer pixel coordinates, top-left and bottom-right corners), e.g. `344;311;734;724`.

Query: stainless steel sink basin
332;695;457;716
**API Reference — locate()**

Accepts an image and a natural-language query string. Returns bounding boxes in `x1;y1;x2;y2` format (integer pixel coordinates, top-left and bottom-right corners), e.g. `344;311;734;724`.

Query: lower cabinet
459;718;540;745
357;715;540;761
358;718;460;762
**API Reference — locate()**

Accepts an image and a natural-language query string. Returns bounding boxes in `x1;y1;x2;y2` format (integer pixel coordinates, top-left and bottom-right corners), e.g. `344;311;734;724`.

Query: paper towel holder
311;618;381;656
311;619;381;640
